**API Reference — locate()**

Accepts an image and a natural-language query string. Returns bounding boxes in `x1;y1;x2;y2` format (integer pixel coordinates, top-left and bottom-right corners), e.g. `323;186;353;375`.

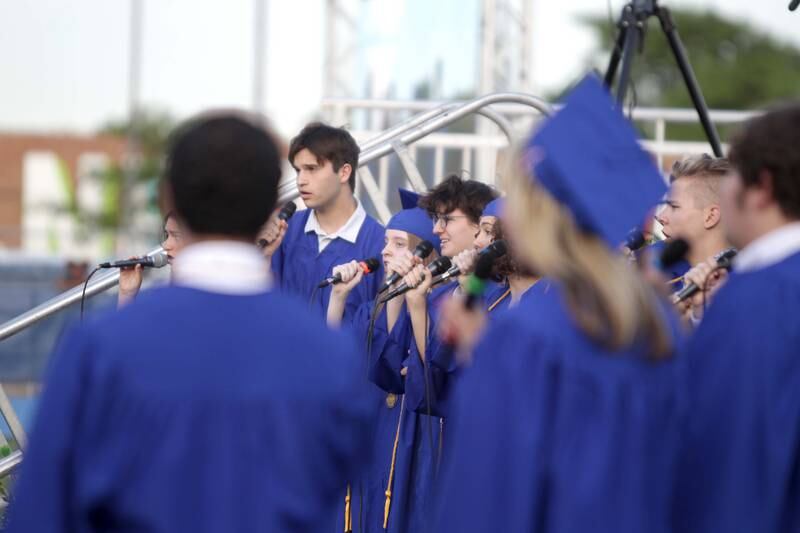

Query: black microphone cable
80;267;101;322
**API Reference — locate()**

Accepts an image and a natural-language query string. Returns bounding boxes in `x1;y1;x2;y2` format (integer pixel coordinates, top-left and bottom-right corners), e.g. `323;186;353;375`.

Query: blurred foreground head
723;103;800;249
163;112;283;241
504;75;672;358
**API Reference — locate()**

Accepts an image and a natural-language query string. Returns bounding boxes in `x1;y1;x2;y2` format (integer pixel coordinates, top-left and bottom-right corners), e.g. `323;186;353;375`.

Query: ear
749;169;776;210
704;204;721;229
338;163;352;185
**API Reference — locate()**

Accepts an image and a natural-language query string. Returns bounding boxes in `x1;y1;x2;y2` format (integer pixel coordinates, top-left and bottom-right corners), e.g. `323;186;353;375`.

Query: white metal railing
323;97;759;178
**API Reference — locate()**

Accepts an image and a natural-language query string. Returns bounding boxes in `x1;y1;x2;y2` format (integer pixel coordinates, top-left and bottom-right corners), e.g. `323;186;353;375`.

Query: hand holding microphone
257;202;296;257
433;240;508;286
672;248;737;304
319;258;381;289
324;258;380;295
379;240;434;293
380;257;453;304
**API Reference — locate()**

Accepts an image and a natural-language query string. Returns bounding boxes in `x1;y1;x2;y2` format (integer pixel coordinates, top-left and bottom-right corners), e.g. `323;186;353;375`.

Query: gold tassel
383;396;406;529
345;484;352;532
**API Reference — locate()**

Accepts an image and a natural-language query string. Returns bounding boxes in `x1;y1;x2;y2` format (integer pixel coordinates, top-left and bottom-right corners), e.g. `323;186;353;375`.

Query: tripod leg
604;17;628;89
658;7;724;156
615;18;640;107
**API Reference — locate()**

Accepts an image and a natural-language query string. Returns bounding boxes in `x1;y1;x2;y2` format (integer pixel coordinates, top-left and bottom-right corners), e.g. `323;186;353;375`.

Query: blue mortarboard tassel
525;74;667;246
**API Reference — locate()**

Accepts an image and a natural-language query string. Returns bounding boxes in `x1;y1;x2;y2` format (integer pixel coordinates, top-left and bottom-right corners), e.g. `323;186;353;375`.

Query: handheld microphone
380;257;452;303
464;249;498;309
318;258;381;288
99;251;169;269
673;248;737;303
433;240;508;286
278;201;297;221
379;240;434;293
258;202;297;249
624;228;647;252
657;238;690;271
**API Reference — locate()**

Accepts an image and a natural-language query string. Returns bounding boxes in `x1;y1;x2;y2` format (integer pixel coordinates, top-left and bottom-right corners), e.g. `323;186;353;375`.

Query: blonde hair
670;154;730;208
504;158;673;359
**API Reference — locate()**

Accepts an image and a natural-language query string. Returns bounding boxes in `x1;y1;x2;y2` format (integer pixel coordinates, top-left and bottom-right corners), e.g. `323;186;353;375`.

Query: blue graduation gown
404;282;459;419
358;302;441;533
270;208;385;319
6;286;374;533
645;240;690;292
434;283;685;533
673;251;800;532
405;280;551;418
332;302;405;533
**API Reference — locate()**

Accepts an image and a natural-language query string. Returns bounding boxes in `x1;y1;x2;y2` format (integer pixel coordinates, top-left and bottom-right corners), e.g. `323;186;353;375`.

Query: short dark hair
288;122;360;191
165;114;282;239
418;175;498;224
729;104;800;220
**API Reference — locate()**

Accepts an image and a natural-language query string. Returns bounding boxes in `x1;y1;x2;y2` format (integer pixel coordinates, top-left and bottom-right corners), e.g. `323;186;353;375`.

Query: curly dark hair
418;175;498;224
488;219;536;281
728;103;800;220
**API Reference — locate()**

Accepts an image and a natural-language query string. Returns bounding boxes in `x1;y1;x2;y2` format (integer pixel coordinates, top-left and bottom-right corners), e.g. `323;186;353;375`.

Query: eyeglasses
432;214;469;229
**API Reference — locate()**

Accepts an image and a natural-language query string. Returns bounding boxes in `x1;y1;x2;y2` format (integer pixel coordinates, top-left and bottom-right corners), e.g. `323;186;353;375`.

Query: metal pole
0;450;22;479
120;0;143;255
324;0;337;98
253;0;267;112
479;0;497;94
521;0;535;94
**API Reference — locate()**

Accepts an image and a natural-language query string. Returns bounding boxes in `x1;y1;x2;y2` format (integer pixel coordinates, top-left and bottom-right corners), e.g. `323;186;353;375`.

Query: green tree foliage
95;110;174;229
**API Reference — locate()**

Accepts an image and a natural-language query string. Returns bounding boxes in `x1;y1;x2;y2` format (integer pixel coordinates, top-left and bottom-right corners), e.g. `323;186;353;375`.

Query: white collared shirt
734;221;800;273
171;241;272;295
304;200;366;252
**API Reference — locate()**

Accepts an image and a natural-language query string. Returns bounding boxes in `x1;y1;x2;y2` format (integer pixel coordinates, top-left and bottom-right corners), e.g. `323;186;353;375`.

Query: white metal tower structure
477;0;535;180
479;0;535;96
324;0;361;125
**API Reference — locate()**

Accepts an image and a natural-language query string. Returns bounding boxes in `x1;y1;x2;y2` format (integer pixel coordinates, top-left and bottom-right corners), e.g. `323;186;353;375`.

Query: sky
0;0;798;139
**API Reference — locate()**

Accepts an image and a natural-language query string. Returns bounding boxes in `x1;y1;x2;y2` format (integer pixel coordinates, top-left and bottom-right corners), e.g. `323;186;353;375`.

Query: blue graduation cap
482;198;504;218
525;74;666;246
387;189;441;254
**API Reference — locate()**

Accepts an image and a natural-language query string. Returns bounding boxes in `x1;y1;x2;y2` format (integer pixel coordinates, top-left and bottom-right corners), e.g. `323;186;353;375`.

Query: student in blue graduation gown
472;198;541;313
399;176;497;421
433;75;685;533
650;154;732;293
260;123;385;319
327;189;444;533
672;104;800;532
117;212;184;307
6;114;374;533
402;196;543;421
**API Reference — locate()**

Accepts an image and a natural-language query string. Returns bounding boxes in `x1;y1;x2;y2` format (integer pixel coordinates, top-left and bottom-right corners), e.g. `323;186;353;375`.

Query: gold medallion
386;393;397;408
